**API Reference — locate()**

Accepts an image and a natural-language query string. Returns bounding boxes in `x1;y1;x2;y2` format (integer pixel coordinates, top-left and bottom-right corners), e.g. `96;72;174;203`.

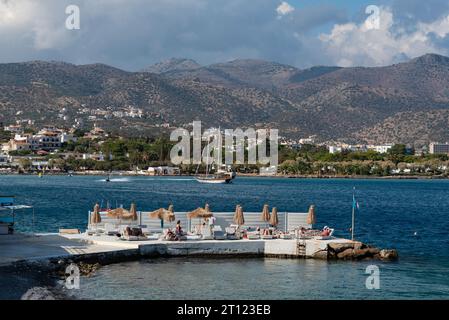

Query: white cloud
319;6;449;67
276;1;295;17
0;0;72;51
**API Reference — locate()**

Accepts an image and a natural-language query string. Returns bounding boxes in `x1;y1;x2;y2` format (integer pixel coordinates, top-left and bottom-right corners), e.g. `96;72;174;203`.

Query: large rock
352;248;369;259
21;287;56;300
312;250;328;260
328;243;354;253
379;249;399;260
337;248;354;260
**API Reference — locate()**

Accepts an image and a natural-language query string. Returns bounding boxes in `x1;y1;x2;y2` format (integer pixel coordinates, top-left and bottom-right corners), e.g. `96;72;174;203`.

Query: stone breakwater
319;242;398;261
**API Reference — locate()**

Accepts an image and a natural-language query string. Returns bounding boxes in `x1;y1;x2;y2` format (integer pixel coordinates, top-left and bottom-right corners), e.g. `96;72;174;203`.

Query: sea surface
1;175;449;299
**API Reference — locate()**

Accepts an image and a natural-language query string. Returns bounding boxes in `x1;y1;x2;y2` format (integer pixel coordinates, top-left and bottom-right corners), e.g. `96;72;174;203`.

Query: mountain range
2;54;449;147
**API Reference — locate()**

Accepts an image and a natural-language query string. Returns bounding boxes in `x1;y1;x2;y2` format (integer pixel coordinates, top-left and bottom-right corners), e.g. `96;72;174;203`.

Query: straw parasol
307;205;316;226
269;207;279;227
149;205;176;222
107;207;130;219
90;203;101;225
261;204;270;223
187;204;213;219
125;202;138;221
233;205;245;226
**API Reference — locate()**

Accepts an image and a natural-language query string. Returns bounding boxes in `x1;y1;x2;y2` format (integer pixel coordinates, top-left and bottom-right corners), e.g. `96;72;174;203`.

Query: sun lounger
247;232;260;240
261;234;275;240
280;233;293;240
214;230;226;240
313;235;335;240
121;235;148;241
225;226;236;235
59;229;80;235
186;235;202;241
226;224;244;240
212;226;226;240
145;234;160;240
105;223;120;236
119;225;148;241
201;225;213;240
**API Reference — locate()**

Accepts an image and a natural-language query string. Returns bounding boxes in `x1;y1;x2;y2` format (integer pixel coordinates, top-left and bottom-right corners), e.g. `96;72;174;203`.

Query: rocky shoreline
325;242;398;261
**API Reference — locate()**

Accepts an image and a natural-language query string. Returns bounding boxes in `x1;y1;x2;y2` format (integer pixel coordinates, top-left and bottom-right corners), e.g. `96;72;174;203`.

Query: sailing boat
195;172;232;184
195;141;232;184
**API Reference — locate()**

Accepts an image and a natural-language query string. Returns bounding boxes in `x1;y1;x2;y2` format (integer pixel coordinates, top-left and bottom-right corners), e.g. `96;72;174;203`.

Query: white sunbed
225;226;240;240
120;235;149;241
201;225;214;240
105;223;120;236
247;232;260;240
186;234;202;241
146;234;161;240
212;226;226;240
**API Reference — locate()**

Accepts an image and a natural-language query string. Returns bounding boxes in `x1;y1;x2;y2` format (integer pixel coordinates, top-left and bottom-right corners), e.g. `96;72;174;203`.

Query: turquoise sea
1;175;449;299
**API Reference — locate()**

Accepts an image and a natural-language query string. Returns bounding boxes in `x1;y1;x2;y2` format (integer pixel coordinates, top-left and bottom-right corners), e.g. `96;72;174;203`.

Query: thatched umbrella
187;204;213;234
149;205;176;228
307;205;316;227
126;202;138;221
261;204;270;223
107;207;130;219
269;207;279;227
233;205;245;226
90;203;101;225
187;204;213;219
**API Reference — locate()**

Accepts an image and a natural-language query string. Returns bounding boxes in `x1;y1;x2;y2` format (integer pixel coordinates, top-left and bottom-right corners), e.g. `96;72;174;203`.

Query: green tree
388;144;407;165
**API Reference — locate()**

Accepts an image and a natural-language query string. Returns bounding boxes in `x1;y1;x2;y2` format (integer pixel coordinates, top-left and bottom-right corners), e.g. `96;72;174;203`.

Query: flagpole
351;187;355;241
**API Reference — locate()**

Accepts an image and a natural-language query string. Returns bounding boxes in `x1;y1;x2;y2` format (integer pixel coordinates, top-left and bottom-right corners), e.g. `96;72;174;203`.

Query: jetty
0;204;398;277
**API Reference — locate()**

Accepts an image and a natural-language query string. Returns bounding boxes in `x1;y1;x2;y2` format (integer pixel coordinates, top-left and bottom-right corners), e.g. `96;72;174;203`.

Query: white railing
88;211;311;232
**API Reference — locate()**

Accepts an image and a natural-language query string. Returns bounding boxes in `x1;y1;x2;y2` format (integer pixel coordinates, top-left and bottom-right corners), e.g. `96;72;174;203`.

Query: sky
1;0;449;70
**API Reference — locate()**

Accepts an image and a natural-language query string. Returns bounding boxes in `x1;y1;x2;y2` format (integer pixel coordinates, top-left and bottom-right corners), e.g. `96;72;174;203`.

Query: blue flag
352;194;359;210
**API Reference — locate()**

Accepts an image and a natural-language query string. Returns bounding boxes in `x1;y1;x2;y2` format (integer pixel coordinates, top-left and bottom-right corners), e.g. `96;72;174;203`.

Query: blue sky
1;0;449;70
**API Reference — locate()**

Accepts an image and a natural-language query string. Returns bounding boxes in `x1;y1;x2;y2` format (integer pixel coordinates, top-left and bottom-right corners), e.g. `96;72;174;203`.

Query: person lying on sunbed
321;226;334;237
163;229;177;241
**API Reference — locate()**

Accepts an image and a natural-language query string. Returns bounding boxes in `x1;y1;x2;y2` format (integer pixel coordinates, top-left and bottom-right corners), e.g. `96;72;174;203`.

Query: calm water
1;175;449;299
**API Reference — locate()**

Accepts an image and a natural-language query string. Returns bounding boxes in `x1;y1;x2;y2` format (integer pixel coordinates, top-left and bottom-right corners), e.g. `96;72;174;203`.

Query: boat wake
98;178;130;182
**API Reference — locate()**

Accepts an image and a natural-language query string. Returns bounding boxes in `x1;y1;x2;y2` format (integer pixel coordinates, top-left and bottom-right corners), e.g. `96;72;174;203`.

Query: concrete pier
0;233;397;269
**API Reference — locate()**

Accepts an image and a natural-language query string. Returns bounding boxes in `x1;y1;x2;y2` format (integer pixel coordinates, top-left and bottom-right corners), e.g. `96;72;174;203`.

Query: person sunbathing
321;226;334;237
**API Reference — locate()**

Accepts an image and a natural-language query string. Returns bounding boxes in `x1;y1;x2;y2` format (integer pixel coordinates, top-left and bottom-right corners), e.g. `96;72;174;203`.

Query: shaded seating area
85;202;333;242
187;204;214;240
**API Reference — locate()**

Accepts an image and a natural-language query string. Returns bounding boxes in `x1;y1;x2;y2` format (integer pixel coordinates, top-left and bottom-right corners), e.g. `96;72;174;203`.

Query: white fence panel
88;211;310;232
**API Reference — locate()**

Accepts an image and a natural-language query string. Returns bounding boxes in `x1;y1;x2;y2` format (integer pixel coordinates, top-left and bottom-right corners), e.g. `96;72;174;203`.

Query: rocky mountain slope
1;54;449;146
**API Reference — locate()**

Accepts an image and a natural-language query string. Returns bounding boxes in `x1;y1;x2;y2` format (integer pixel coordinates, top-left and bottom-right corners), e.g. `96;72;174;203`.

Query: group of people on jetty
87;202;335;242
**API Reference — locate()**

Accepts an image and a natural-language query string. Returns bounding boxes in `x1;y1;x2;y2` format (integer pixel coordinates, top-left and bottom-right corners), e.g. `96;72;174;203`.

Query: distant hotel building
2;127;77;152
429;143;449;155
328;144;392;154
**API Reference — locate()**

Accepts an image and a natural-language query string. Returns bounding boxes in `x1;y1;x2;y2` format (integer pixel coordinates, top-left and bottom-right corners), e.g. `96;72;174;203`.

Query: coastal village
1;121;449;177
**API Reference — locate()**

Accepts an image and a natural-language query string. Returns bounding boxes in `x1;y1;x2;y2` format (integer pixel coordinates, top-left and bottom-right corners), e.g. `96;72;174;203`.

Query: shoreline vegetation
0;171;448;179
2;132;449;178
